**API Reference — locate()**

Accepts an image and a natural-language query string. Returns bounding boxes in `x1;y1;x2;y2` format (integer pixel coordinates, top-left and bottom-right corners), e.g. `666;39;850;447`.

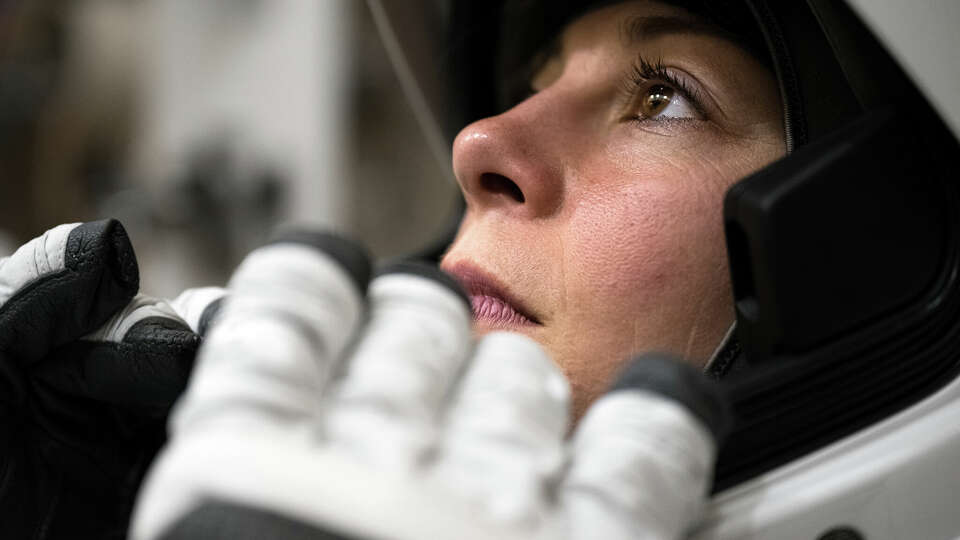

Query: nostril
480;173;525;203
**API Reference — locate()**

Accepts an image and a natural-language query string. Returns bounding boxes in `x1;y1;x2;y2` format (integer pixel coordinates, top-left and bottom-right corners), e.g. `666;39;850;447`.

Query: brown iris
641;84;674;117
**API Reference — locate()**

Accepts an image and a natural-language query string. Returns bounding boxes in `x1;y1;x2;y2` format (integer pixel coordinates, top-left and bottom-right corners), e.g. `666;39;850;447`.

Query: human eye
621;56;706;123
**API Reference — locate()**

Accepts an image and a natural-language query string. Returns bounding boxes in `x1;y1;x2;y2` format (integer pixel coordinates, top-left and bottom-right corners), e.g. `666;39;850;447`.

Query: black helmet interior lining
718;0;960;490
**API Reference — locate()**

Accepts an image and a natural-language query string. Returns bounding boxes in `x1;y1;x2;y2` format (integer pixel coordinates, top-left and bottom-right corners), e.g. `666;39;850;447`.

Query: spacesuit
1;0;958;539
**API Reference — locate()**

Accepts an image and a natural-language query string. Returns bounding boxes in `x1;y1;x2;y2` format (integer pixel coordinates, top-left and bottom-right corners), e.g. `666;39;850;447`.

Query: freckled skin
442;1;785;420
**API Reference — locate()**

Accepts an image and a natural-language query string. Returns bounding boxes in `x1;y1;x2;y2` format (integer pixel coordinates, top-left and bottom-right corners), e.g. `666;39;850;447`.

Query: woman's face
441;1;784;418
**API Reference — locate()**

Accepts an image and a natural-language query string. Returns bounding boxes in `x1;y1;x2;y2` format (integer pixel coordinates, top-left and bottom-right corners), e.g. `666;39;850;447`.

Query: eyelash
623;55;708;120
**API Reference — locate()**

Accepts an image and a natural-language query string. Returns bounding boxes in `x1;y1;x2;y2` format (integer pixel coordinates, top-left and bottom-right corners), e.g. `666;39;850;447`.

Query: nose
452;100;564;218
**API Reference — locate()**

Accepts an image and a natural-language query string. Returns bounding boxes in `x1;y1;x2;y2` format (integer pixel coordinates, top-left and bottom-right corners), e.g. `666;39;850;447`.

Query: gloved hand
132;230;730;540
0;220;225;539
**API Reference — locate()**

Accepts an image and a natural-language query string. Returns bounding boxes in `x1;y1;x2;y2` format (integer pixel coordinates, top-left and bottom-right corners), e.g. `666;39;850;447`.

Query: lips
442;262;541;327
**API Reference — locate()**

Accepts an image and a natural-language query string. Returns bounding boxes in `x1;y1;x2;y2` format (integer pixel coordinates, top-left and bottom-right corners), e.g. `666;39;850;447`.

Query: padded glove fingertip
268;229;372;293
610;353;732;444
376;260;470;309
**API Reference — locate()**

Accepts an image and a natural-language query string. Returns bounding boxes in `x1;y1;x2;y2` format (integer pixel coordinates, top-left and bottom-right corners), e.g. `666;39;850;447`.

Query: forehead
492;2;775;128
497;1;762;98
560;1;758;59
571;1;703;35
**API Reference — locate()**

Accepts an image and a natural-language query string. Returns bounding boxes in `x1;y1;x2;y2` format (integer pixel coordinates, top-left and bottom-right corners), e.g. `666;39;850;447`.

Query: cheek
564;158;728;319
554;153;735;417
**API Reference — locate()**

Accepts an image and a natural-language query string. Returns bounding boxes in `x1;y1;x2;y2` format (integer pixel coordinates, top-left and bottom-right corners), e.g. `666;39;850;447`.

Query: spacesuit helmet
371;0;960;490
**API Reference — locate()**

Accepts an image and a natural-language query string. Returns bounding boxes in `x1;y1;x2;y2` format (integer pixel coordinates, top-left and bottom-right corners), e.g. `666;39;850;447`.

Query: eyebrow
620;15;743;47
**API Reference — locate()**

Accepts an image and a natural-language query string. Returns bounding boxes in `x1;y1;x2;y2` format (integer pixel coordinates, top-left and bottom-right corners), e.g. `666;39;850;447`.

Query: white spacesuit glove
131;230;729;540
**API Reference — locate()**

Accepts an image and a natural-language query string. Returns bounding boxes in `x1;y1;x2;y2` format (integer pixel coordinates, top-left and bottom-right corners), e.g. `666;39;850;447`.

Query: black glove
0;219;224;539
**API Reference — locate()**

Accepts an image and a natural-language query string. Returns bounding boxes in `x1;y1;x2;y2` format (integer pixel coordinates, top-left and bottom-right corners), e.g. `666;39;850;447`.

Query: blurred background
0;0;460;297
